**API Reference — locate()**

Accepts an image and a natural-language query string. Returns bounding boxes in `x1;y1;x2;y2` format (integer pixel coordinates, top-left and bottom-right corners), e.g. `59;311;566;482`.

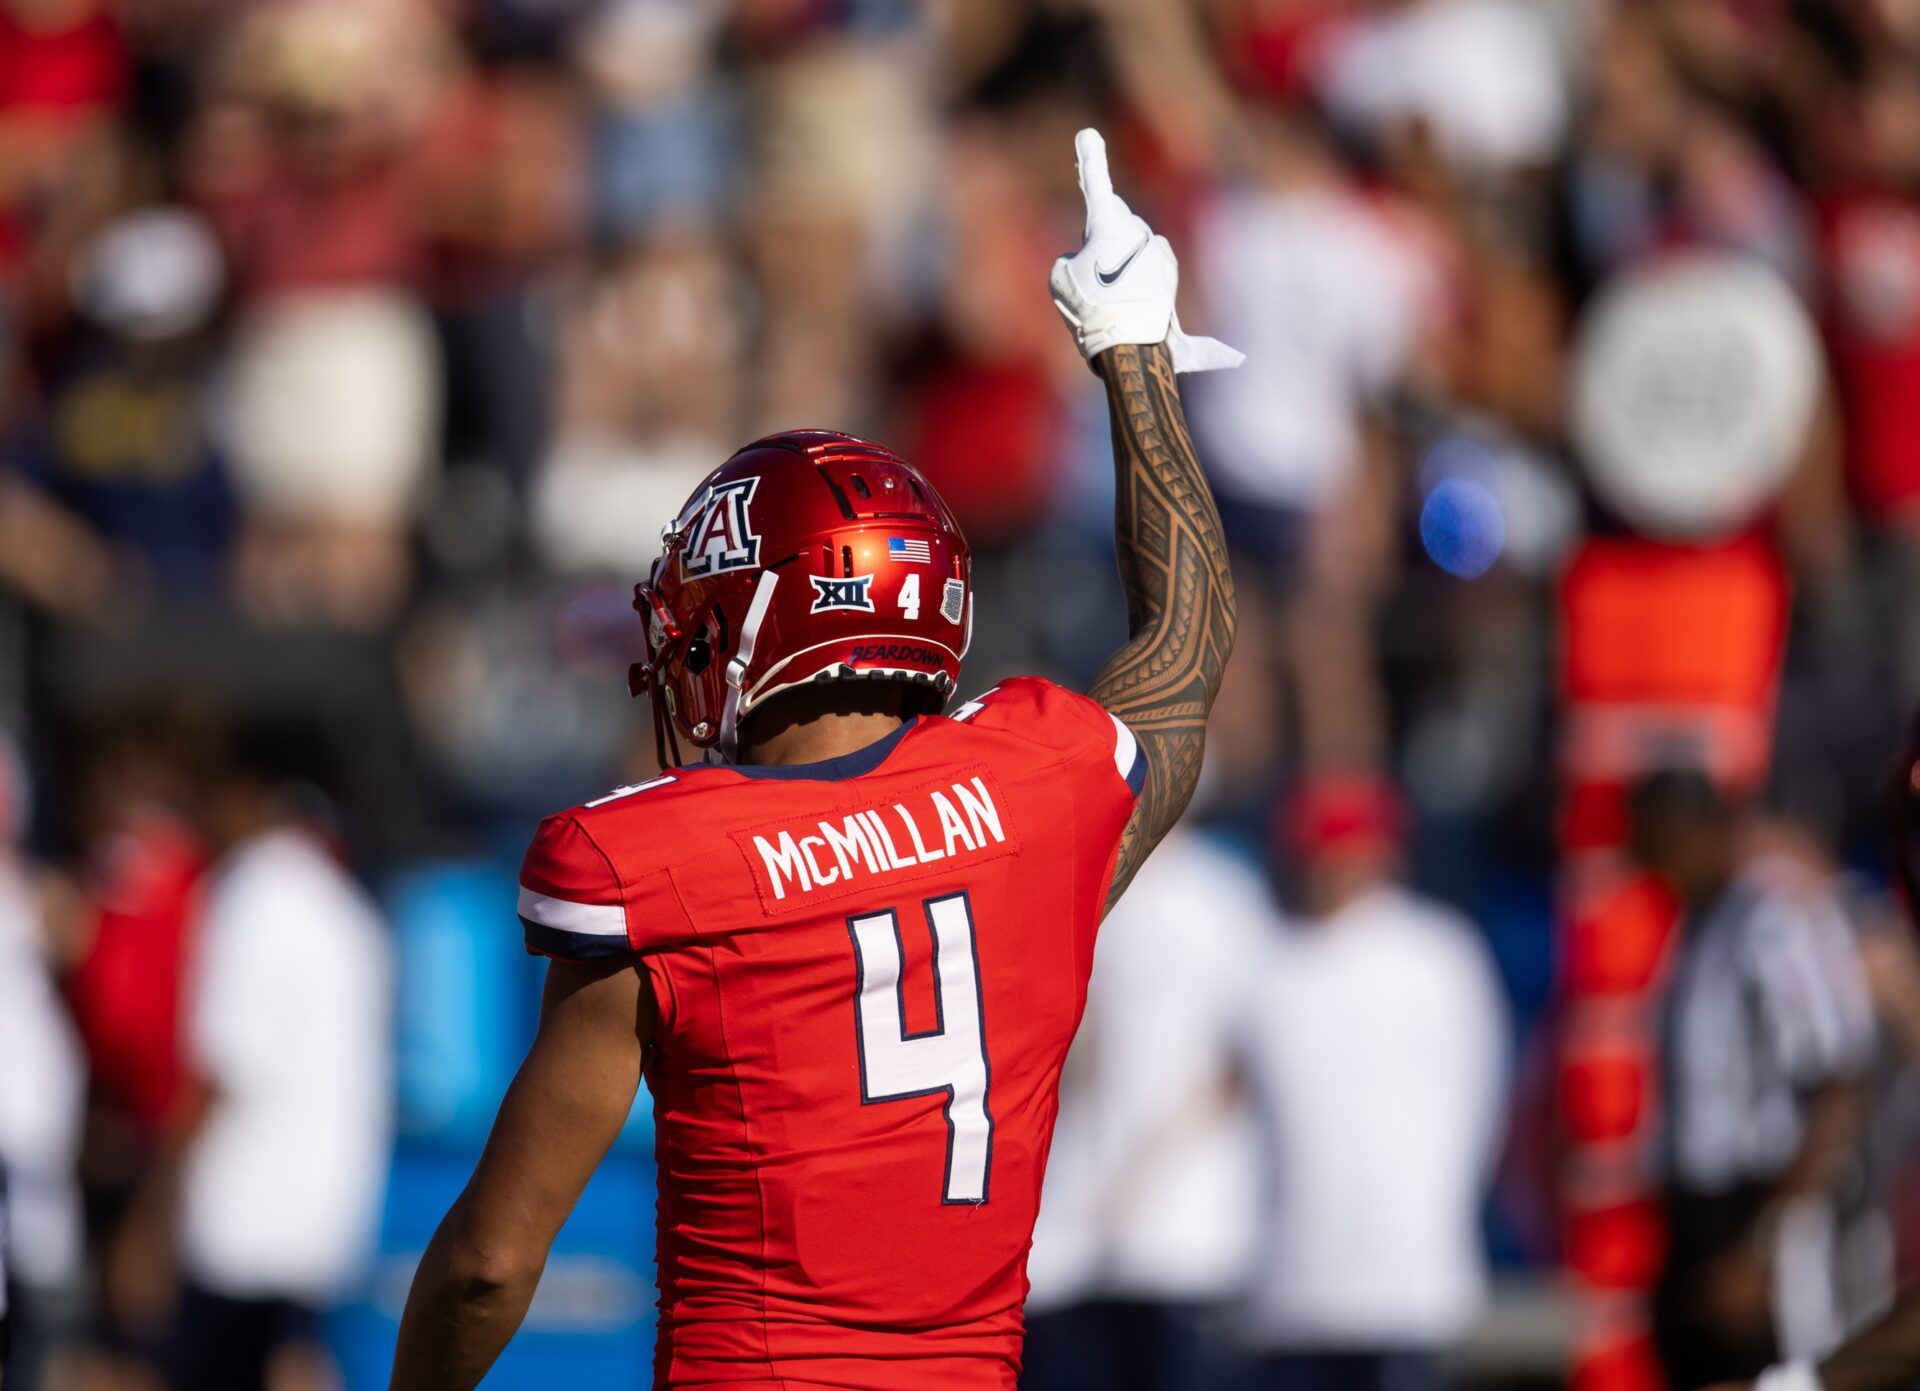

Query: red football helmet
631;430;973;766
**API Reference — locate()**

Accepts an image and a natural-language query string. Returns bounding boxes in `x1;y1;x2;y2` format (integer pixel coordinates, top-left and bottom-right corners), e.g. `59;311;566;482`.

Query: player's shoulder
524;767;723;878
944;676;1146;796
518;769;718;958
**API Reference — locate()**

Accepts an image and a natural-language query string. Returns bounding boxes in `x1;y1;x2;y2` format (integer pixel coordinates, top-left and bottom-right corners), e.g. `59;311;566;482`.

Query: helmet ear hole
686;634;712;674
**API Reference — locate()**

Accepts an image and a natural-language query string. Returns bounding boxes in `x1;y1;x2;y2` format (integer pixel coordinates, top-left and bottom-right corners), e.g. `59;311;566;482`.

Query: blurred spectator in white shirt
1187;114;1438;528
1183;110;1446;772
0;734;86;1390
1229;777;1508;1391
1313;0;1569;181
1023;827;1268;1391
192;1;452;632
112;718;392;1391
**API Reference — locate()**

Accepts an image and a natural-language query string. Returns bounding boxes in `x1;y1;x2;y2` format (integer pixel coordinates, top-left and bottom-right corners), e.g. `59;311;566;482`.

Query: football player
389;128;1243;1390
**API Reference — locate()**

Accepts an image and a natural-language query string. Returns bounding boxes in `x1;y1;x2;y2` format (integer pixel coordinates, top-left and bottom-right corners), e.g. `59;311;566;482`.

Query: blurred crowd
8;0;1920;1388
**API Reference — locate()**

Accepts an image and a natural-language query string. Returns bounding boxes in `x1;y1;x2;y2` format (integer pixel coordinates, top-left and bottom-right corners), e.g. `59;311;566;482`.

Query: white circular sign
1571;251;1822;538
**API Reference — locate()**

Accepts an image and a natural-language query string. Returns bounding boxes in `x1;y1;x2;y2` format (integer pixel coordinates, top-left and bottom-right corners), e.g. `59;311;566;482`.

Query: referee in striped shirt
1629;768;1876;1391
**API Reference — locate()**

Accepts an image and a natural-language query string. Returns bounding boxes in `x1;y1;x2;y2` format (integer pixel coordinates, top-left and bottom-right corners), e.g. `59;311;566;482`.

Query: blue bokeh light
1420;477;1507;579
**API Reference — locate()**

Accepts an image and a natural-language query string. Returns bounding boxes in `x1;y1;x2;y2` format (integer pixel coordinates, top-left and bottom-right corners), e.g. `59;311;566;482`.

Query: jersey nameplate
731;771;1019;912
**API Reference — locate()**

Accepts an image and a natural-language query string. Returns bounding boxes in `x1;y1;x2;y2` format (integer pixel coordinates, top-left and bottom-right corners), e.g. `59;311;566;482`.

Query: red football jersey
518;677;1143;1389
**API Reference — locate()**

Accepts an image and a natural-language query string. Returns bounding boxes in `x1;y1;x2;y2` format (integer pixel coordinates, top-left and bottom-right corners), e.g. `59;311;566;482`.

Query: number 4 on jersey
848;893;993;1204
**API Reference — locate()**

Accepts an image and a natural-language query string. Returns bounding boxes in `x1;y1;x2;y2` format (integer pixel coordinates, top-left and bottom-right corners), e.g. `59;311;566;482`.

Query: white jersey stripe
949;687;1000;723
1110;713;1143;789
585;774;676;808
517;887;627;938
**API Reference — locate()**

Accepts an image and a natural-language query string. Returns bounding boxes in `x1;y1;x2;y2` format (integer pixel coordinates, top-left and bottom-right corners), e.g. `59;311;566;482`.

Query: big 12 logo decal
681;478;761;578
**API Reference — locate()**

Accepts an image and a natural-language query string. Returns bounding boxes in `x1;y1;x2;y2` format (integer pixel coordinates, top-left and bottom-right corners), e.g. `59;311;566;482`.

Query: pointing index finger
1074;127;1115;224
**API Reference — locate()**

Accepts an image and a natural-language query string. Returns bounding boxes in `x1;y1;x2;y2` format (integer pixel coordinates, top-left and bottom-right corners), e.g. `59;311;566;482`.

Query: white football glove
1049;128;1243;374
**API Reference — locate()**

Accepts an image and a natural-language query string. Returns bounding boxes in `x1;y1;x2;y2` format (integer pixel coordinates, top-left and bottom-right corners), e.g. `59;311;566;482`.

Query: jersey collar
724;718;918;781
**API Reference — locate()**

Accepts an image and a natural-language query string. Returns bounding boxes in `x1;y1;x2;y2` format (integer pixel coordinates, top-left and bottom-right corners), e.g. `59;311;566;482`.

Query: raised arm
1048;128;1241;908
1086;342;1236;904
390;957;651;1391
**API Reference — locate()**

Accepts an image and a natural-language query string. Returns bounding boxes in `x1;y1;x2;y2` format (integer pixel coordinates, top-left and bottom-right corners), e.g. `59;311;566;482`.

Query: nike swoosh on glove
1048;128;1244;374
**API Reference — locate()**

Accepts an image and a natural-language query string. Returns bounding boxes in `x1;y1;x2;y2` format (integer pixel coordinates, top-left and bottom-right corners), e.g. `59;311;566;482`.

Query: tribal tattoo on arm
1086;341;1237;911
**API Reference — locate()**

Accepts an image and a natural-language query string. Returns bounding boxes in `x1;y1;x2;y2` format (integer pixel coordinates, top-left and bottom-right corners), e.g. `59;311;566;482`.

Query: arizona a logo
681;478;761;579
810;573;876;613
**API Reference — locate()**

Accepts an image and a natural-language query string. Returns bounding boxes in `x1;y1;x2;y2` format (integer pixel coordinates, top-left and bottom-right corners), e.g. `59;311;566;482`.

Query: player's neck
734;683;916;768
738;710;909;768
